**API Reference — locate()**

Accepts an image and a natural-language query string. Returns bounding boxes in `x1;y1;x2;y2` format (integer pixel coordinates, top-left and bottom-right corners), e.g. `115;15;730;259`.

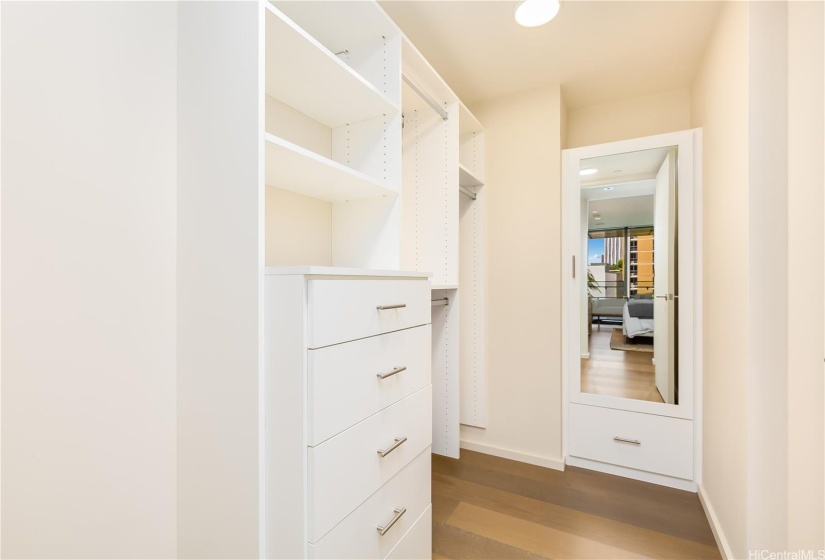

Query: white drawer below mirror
568;403;693;481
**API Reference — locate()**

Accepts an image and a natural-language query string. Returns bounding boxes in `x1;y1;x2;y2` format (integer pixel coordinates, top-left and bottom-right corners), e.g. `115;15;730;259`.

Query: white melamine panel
432;289;461;458
400;88;460;286
332;195;402;269
1;3;177;556
177;3;263;557
266;133;397;201
331;112;402;188
306;278;430;348
459;132;486;183
385;505;433;560
308;325;432;445
264;3;397;129
273;1;402;102
458;163;484;187
265;275;308;559
265;95;332;158
308;449;431;559
308;386;433;543
266;187;332;267
459;102;483;136
568;404;694;480
459;187;487;429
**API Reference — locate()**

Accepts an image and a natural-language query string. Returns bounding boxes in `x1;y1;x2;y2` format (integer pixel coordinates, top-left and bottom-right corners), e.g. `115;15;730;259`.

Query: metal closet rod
402;74;448;121
431;297;449;306
459;185;477;200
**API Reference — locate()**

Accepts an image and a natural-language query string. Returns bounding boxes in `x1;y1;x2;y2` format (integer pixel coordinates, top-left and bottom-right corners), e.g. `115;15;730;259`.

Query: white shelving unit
459;163;484;188
265;133;397;201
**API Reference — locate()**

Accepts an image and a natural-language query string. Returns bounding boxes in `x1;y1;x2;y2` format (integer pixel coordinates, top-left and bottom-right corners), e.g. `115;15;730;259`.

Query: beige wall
690;3;751;557
786;0;825;551
566;87;691;149
1;3;178;557
461;86;564;467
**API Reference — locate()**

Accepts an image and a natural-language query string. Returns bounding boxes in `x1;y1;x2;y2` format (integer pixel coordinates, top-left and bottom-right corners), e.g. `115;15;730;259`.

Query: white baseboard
566;456;696;491
697;483;733;560
460;440;565;471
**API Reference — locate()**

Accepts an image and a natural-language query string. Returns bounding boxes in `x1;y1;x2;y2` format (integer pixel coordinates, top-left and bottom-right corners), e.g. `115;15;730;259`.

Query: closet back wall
1;3;178;558
460;86;565;468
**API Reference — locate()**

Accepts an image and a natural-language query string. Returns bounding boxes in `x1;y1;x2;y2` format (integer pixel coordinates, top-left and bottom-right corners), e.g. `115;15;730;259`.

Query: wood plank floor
432;450;720;559
581;326;664;403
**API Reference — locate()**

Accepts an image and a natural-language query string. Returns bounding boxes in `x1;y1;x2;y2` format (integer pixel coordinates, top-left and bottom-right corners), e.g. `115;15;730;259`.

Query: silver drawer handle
377;303;407;310
377;366;406;380
376;507;406;536
377;436;407;457
613;436;641;445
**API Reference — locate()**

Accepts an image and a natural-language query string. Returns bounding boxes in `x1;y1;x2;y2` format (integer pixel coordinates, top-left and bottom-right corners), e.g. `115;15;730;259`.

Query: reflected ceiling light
580;168;598;176
594;216;602;221
515;0;560;28
591;210;599;215
603;186;614;191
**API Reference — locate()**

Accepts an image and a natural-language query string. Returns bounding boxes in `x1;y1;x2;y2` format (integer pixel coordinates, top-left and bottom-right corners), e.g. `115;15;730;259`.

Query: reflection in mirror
579;146;679;404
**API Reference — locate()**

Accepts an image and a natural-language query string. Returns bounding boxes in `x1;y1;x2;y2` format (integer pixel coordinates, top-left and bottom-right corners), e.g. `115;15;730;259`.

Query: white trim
460;441;565;471
697;483;733;560
566;456;696;492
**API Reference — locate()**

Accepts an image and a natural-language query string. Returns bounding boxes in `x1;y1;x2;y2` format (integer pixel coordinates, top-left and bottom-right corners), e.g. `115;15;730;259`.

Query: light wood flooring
432;450;720;559
581;326;664;403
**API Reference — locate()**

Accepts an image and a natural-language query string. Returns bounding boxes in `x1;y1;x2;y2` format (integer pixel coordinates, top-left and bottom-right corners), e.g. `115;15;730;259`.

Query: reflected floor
581;325;664;404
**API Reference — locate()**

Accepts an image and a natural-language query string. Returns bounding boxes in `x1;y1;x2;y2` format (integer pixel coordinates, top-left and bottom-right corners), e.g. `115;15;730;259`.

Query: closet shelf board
458;163;484;188
431;284;458;290
265;3;398;129
266;133;399;202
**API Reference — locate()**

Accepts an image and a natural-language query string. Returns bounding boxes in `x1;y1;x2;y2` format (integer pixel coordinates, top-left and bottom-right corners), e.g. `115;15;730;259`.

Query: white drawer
385;505;432;560
308;386;432;542
309;448;431;559
307;278;430;348
568;404;693;480
308;325;432;446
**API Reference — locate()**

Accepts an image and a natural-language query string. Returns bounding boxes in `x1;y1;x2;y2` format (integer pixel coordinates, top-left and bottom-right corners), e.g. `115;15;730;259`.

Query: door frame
560;129;703;482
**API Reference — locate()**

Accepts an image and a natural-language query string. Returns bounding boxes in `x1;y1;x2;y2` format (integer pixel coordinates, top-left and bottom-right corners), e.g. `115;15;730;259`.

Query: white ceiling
581;146;671;187
587;193;654;229
380;1;722;109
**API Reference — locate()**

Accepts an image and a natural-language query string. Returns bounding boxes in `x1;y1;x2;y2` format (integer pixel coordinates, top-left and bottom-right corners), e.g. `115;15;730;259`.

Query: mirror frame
561;129;702;421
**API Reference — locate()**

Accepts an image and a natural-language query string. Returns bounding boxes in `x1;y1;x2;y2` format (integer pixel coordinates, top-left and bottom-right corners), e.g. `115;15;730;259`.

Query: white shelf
266;266;430;278
432;284;458;290
459;163;484;188
265;3;398;129
266;133;398;202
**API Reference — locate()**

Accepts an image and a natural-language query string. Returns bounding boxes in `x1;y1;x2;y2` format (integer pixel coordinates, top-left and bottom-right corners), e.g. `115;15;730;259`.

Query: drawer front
385;505;432;560
308;386;432;543
307;278;430;348
308;325;432;446
568;404;693;480
309;448;431;559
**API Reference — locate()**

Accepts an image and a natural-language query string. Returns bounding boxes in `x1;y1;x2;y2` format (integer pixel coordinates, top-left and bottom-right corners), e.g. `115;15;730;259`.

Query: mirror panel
579;146;679;405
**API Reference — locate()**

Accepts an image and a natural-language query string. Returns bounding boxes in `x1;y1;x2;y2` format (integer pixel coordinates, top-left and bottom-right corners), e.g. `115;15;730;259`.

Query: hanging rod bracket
431;297;449;307
402;74;448;121
459;185;477;200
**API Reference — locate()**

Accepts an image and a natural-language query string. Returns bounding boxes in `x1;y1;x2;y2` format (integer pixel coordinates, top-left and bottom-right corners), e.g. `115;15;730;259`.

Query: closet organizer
178;1;486;558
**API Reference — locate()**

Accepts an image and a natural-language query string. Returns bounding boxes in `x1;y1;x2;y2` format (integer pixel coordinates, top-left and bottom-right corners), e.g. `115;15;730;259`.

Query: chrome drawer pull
376;507;406;536
377;303;407;310
613;437;641;445
377;436;407;457
377;366;406;380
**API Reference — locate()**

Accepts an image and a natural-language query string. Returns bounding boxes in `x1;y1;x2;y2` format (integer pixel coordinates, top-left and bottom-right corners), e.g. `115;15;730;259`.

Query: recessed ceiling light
580;168;598;176
603;186;614;191
515;0;560;27
613;169;623;174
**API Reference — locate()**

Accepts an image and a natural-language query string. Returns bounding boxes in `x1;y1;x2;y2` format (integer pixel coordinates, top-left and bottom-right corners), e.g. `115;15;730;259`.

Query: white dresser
265;267;433;559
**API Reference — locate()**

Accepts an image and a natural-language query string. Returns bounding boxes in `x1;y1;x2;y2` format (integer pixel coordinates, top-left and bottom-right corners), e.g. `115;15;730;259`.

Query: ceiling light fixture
580;168;598;176
515;0;560;28
594;216;602;221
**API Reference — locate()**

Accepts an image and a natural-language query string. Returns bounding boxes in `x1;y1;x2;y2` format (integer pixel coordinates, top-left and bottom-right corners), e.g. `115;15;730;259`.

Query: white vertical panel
431;289;460;457
459;185;487;428
0;2;178;557
176;2;262;558
332;194;401;269
331;111;402;190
